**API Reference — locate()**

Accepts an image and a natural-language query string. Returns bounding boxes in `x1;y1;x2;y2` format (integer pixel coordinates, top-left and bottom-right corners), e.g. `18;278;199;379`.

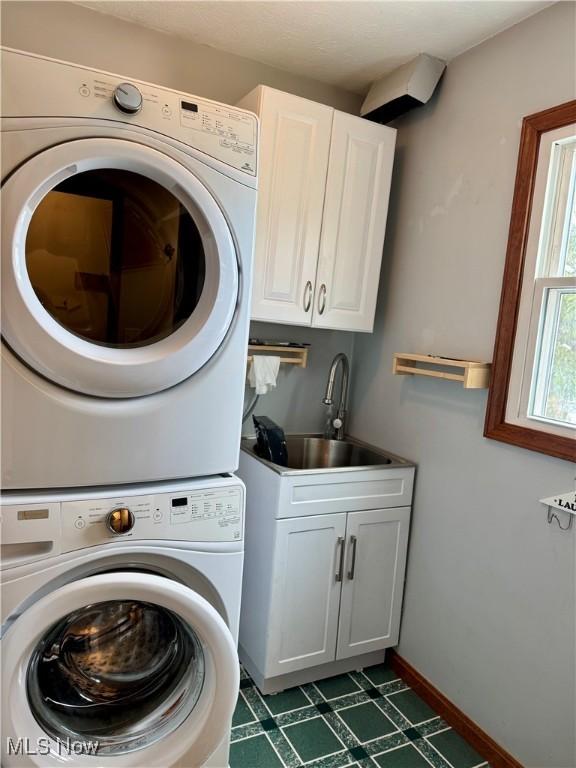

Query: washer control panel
2;50;258;177
1;480;244;567
60;486;243;551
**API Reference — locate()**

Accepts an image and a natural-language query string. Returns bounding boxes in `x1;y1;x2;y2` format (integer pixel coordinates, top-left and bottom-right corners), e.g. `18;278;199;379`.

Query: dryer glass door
26;169;206;349
2;139;239;397
1;573;239;766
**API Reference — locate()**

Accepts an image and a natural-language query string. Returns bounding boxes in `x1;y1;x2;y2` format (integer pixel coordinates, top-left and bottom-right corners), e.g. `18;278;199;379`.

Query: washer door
1;572;239;766
1;138;239;397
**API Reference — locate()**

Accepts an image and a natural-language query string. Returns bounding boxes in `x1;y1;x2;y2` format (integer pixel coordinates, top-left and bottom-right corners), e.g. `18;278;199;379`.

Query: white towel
248;355;281;395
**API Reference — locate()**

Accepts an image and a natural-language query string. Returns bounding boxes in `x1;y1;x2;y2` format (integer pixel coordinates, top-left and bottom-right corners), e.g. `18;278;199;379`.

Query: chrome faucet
322;353;350;440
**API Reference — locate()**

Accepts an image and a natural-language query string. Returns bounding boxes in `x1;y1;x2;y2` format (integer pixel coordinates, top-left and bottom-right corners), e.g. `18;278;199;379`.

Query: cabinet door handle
318;283;327;315
335;536;345;582
347;535;358;580
303;280;313;313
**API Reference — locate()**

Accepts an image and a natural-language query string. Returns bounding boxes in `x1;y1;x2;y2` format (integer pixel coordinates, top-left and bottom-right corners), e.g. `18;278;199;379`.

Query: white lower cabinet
239;503;411;690
238;446;414;692
268;507;409;674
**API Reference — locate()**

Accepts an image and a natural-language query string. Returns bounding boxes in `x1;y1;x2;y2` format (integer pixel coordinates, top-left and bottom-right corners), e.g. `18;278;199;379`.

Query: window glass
538;139;576;278
27;600;205;754
563;176;576;277
530;288;576;425
25;170;206;348
527;138;576;431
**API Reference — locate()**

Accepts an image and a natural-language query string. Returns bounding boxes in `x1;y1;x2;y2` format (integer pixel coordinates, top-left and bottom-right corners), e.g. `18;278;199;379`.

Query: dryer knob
113;82;143;114
107;507;135;535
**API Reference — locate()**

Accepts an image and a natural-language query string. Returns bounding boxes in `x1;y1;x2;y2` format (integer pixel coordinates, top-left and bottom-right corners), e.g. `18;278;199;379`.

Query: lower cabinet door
336;507;410;660
266;513;347;676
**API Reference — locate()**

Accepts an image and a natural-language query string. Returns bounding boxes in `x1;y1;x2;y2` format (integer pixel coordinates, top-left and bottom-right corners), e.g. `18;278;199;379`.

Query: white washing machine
1;474;244;767
1;48;258;489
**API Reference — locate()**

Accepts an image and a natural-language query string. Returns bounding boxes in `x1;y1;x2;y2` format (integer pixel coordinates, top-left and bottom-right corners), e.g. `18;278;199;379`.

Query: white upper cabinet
238;87;333;325
314;112;396;331
238;86;396;332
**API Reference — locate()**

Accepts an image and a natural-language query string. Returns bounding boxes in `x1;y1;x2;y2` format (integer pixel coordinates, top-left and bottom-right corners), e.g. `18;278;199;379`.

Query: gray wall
244;321;355;437
0;1;361;113
348;4;575;767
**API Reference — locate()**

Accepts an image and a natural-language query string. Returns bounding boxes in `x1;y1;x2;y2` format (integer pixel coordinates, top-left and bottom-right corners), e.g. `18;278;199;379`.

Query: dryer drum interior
25;168;207;349
26;599;205;754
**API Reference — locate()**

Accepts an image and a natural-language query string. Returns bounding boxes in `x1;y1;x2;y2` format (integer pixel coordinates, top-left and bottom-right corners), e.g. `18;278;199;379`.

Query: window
485;101;576;462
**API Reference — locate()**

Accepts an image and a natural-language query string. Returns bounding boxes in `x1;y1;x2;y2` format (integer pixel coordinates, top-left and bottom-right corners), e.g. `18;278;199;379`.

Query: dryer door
1;138;239;397
1;572;239;767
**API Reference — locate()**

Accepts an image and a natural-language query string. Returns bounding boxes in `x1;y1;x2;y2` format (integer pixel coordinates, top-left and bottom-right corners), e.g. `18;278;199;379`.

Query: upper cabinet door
336;506;410;661
314;112;396;332
248;87;333;325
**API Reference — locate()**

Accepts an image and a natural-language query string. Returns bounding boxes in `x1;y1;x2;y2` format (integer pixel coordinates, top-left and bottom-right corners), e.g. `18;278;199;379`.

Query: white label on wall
540;490;576;515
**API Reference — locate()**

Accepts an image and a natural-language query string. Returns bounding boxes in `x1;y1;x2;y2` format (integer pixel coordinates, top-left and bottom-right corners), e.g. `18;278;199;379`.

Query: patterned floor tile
243;695;274;723
416;718;447;738
372;696;412;731
265;687;312;715
362;663;401;687
232;693;257;727
338;702;397;743
266;727;302;768
427;729;484;768
283;717;345;762
374;743;432;768
413;737;454;768
315;674;362;700
230;733;284;768
386;689;438;725
230;664;490;768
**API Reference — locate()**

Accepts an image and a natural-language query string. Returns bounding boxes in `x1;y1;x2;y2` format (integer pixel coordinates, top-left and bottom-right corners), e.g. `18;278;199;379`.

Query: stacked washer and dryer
1;49;258;767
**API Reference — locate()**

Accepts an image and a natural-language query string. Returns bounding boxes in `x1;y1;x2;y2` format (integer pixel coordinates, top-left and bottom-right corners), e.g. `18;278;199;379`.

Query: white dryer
1;474;244;767
1;48;258;489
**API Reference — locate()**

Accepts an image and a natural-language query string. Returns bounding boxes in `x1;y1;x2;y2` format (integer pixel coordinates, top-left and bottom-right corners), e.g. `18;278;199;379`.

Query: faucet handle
333;418;343;430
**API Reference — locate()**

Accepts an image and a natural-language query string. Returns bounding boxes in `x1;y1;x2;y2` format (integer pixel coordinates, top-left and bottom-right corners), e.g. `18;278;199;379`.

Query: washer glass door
27;599;204;753
1;138;239;397
1;573;239;766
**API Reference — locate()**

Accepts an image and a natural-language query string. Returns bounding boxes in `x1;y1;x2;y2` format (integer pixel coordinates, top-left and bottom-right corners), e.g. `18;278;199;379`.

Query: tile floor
231;663;491;768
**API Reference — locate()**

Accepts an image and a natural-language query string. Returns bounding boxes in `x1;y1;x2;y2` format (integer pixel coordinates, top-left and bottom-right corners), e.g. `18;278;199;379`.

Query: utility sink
241;434;410;474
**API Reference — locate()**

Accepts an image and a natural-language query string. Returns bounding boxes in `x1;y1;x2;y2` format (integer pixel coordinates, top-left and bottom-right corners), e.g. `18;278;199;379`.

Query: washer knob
113;82;142;114
107;507;135;535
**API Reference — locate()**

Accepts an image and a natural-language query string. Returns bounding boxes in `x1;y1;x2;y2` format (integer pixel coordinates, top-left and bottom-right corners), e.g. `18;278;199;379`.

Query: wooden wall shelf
393;353;491;389
248;344;308;368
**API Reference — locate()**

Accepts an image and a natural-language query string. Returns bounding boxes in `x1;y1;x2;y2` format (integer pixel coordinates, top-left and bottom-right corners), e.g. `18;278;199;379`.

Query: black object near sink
252;416;288;466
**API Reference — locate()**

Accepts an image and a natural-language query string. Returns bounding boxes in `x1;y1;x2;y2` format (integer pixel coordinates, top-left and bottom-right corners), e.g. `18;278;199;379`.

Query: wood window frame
484;100;576;462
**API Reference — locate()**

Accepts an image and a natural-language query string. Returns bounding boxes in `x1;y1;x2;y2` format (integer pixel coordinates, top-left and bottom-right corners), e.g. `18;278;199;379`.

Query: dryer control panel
1;478;244;567
1;48;258;177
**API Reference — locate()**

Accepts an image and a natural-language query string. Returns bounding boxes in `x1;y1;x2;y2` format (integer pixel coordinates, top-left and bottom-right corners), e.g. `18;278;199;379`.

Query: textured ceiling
77;1;551;94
